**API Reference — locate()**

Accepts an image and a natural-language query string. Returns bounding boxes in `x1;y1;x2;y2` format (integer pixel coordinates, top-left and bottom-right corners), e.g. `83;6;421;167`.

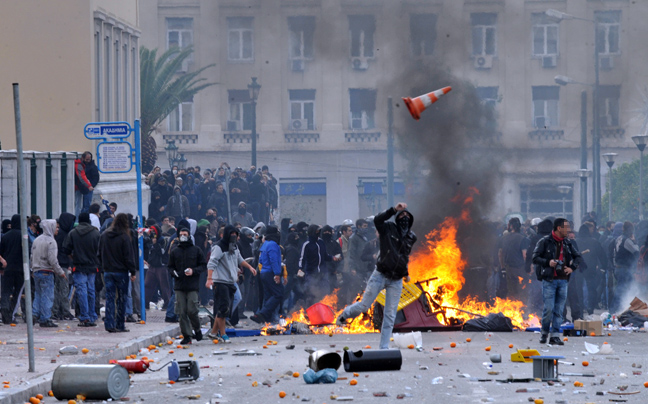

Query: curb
0;323;182;404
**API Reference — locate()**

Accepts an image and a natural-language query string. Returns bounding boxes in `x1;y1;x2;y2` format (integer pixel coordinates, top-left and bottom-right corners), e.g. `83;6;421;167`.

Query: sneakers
125;315;137;323
39;320;58;328
539;334;548;344
335;315;347;327
548;337;564;346
180;337;192;345
78;320;97;327
194;330;203;341
221;334;231;344
164;316;179;323
249;314;265;324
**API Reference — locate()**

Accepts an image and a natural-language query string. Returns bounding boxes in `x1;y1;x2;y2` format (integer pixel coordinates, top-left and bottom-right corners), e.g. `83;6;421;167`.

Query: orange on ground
582;361;589;367
292;372;299;378
2;381;9;384
644;381;648;388
176;345;182;349
140;320;146;324
574;381;583;387
508;344;514;348
2;386;8;389
188;353;194;357
407;344;415;349
10;324;16;327
534;400;544;404
148;345;156;350
466;338;471;343
169;350;174;354
28;397;40;404
247;373;252;376
68;401;76;404
353;373;359;377
485;346;491;351
81;348;89;354
450;342;456;348
252;381;258;387
36;394;43;399
563;337;568;342
603;342;609;344
350;379;358;386
364;345;371;349
279;391;286;398
48;391;54;397
167;340;173;345
168;380;175;385
212;339;219;344
590;332;596;337
262;345;268;349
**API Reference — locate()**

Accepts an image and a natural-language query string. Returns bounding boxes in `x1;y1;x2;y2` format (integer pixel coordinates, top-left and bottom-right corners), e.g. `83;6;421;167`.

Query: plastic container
393;331;423;349
306;303;335;325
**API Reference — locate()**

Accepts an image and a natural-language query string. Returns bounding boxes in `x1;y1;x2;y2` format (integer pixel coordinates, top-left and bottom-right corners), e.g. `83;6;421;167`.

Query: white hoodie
30;219;64;276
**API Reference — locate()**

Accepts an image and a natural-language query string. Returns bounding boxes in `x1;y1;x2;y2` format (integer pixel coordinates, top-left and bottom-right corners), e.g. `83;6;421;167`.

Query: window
168;96;194;132
532;13;558;56
532;86;559;128
410;14;437;56
520;184;573;221
228;17;254;61
595;11;620;55
599;85;620;127
167;18;193;71
288;16;315;60
349;89;377;130
471;13;497;56
349;15;375;58
476;86;499;109
289;90;315;131
227;90;252;131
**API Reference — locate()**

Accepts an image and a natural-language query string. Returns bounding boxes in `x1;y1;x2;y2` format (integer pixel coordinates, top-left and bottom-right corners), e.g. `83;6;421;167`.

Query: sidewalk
0;308;183;404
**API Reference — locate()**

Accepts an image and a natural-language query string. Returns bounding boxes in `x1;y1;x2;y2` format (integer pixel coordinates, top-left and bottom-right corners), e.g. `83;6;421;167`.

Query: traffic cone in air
402;86;452;120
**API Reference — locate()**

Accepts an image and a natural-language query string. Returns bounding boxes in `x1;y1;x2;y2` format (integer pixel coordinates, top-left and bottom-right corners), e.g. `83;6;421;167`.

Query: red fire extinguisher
114;359;149;373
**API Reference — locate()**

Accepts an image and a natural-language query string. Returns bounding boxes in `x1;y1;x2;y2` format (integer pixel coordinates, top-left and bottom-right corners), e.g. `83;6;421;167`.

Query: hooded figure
0;214;25;323
52;212;76;321
1;219;10;235
166;185;190;221
148;191;165;223
576;224;608;315
31;219;66;327
321;224;342;292
298;224;336;306
251;225;283;324
280;218;292;246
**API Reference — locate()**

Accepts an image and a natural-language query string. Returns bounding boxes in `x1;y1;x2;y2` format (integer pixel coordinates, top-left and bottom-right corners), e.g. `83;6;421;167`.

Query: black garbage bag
462;312;514;332
618;310;648;327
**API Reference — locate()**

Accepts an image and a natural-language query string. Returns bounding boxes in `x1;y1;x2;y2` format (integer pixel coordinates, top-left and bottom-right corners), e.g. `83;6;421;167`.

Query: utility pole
387;97;394;208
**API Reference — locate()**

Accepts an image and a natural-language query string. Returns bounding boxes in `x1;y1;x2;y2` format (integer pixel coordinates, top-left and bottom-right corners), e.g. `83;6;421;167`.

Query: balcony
528;129;564;141
345;131;381;142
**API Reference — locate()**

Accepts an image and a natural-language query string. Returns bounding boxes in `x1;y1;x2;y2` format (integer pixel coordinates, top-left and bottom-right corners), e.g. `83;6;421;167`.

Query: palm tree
140;45;215;173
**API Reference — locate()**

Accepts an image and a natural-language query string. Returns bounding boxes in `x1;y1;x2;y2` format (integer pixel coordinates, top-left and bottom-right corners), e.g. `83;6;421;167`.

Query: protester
31;219;66;327
74;151;94;217
576;224;607;315
52;212;75;321
0;215;24;324
611;221;640;313
497;217;528;301
251;226;283;324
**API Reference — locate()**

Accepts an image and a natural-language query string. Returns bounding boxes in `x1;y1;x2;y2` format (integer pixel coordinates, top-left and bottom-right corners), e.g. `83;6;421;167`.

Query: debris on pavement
303;368;338;384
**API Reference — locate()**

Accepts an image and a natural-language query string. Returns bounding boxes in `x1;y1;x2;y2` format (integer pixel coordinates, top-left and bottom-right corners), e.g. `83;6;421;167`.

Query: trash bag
303;368;338;384
462;312;514;332
618;310;648;327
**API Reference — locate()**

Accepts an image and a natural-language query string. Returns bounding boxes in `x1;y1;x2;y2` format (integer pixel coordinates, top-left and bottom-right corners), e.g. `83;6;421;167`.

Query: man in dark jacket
532;218;581;346
84;152;100;216
99;213;137;333
168;227;207;344
63;212;101;327
611;221;640;313
322;225;342;294
524;218;553;316
497;217;528;301
576;224;607;315
74;152;93;217
336;203;416;350
282;231;302;313
144;225;171;311
0;214;24;324
298;224;340;307
52;212;75;321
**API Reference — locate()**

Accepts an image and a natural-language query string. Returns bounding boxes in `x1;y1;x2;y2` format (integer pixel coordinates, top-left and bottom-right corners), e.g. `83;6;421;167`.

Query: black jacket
524;219;552;274
374;207;417;280
532;234;581;281
85;160;100;187
0;215;24;272
168;239;206;291
63;222;101;273
55;213;76;268
99;230;137;275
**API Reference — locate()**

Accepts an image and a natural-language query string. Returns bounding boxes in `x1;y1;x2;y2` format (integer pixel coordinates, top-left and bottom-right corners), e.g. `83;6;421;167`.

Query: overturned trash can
343;349;402;372
52;364;130;400
308;350;341;372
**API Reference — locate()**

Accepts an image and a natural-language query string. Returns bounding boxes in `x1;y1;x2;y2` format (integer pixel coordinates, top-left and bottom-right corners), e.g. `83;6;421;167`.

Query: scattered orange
247;373;252;376
168;380;175;385
590;332;596;337
140;320;146;324
176;345;182;349
169;350;174;354
48;391;54;397
364;345;371;349
573;381;583;387
582;361;589;367
252;381;258;387
353;373;359;377
2;381;9;384
154;350;159;353
148;345;156;350
188;353;194;357
563;337;568;342
407;344;415;349
349;379;358;386
485;346;491;351
534;400;544;404
167;340;173;345
608;333;612;336
10;324;16;327
508;344;514;348
279;391;286;398
466;338;471;343
68;401;76;404
450;342;456;348
292;372;299;378
36;394;44;399
28;397;40;404
212;339;219;344
262;345;268;349
603;341;609;344
81;348;89;354
2;385;8;389
644;381;648;388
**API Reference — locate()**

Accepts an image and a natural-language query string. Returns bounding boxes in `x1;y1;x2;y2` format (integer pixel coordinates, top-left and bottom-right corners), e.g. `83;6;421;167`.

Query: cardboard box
574;320;603;336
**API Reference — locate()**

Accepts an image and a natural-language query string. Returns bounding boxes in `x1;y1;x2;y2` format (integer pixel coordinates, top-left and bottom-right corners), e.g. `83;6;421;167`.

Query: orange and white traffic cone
402;86;452;120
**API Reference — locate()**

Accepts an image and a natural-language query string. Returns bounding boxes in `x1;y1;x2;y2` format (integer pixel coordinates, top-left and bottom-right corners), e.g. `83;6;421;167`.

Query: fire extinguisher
115;359;149;373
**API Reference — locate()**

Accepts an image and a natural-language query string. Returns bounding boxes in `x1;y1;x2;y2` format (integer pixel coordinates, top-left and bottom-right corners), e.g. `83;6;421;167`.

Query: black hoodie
374;207;417;280
0;215;24;272
55;212;76;268
99;229;137;275
63;221;101;273
168;234;206;292
524;219;552;274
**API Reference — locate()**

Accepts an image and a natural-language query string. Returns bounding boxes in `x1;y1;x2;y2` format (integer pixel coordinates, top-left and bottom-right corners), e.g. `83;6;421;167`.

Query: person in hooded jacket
282;231;302;313
231;202;255;228
236;227;255;318
31;220;67;327
168;227;207;345
524;218;553;317
52;212;75;321
144;225;171;311
0;215;24;324
576;224;608;315
167;185;190;223
321;225;342;294
148;191;165;223
1;219;11;238
336;203;417;350
250;226;284;324
100;213;137;333
298;224;340;307
280;218;292;246
62;212;100;326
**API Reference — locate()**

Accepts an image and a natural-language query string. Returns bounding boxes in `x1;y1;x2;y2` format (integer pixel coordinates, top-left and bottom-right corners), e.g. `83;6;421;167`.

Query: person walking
100;213;137;333
144;225;171;311
74;152;94;217
611;221;640;313
250;226;284;324
168;227;207;345
336;203;417;350
532;218;581;346
63;212;101;327
31;220;67;327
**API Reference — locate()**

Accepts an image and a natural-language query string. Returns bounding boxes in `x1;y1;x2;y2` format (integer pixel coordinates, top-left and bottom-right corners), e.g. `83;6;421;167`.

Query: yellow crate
376;282;422;311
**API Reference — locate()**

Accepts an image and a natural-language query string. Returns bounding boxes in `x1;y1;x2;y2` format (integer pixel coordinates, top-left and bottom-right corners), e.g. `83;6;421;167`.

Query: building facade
139;0;648;225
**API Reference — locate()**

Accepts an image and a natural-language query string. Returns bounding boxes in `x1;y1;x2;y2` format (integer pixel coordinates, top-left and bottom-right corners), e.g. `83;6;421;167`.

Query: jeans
341;269;402;349
175;290;200;339
1;271;24;323
74;272;97;322
82;190;93;214
75;190;83;218
257;271;284;322
33;271;55;323
104;272;129;331
125;274;141;317
541;278;569;337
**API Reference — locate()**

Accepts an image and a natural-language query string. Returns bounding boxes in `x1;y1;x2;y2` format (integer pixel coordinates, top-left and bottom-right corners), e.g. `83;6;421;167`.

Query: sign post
85;119;146;321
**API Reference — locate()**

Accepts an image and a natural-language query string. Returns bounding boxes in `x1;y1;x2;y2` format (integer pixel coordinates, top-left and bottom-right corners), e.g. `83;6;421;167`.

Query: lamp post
576;169;591;221
248;77;261;168
602;152;617;221
176;153;188;171
165;140;179;170
632;135;648;220
547;9;601;218
557;185;572;218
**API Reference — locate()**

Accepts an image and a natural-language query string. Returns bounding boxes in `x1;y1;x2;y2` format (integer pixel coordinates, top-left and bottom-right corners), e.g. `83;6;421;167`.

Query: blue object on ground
225;328;262;337
525;323;573;333
303;368;338;384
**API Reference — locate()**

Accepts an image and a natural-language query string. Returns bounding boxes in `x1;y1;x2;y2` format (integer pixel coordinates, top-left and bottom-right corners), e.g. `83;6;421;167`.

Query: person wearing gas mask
347;219;370;288
206;225;256;343
336;203;416;350
166;185;190;224
168;227;206;345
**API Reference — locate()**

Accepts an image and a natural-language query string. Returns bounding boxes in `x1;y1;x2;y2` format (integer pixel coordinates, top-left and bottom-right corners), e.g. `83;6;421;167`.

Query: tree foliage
602;155;647;222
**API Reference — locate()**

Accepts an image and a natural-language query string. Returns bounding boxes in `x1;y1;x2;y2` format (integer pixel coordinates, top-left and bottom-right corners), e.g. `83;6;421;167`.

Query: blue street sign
84;121;132;139
96;141;133;173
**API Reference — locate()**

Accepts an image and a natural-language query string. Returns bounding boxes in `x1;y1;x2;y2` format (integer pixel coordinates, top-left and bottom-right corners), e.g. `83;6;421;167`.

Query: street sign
96;141;133;173
84;121;132;139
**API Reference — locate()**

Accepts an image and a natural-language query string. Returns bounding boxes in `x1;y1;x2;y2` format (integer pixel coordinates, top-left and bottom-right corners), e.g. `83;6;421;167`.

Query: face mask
398;216;410;231
229;235;238;253
322;232;332;242
357;227;367;235
179;235;189;243
172;170;178;175
238;207;246;215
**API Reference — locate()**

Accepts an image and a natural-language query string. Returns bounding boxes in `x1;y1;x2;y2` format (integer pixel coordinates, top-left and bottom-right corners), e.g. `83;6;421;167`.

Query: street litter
303;368;338;384
232;350;262;356
343;349;402;372
584;341;614;354
59;346;79;355
431;377;443;384
393;332;422;349
51;364;129;400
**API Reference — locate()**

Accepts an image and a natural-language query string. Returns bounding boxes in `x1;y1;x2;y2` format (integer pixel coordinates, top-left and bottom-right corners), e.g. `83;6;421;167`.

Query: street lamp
557;185;572;218
248;77;261;168
165;140;178;170
632;135;648;220
576;169;591;221
602;153;617;221
176;153;188;170
547;8;602;218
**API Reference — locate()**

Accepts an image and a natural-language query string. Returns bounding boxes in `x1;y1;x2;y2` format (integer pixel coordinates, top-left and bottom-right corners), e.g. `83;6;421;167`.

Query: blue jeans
125;279;134;316
33;271;55;323
541;278;569;337
341;269;402;349
74;272;97;322
82;191;93;214
232;283;242;313
75;190;83;218
257;271;284;321
104;272;129;331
